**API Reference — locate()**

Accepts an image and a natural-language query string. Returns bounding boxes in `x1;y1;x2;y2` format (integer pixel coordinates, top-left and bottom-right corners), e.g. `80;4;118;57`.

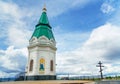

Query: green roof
31;8;55;41
39;12;49;25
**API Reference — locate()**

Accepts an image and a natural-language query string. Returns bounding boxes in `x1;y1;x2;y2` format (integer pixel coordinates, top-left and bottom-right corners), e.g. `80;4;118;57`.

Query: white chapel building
25;6;57;80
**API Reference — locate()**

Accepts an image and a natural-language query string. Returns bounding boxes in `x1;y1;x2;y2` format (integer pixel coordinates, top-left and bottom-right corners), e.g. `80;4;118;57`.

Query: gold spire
42;4;47;12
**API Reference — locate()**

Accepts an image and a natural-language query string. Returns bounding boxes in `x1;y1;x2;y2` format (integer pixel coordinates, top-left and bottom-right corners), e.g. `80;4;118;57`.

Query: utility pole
96;61;104;79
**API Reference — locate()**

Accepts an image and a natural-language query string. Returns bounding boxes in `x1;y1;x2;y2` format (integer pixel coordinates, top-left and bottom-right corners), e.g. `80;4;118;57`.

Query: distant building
25;6;57;80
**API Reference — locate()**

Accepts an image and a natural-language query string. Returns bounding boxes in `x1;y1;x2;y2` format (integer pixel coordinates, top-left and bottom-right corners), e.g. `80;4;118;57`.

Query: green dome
31;9;55;41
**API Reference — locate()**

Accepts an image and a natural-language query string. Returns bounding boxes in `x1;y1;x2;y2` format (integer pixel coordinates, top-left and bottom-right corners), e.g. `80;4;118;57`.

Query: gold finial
42;4;47;12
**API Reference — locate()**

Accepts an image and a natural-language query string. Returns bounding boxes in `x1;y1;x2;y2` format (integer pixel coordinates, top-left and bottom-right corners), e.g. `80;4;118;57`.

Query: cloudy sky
0;0;120;77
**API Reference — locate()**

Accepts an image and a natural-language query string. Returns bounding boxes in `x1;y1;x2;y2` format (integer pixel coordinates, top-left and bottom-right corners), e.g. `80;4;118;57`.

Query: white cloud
6;25;31;48
0;1;22;19
56;32;90;52
8;0;95;20
82;23;120;64
0;71;10;78
0;1;30;77
0;46;28;77
0;46;27;69
0;70;19;78
0;0;120;77
0;0;32;48
0;46;27;77
56;23;120;75
101;3;115;14
107;1;120;26
45;0;96;18
104;64;120;75
0;1;18;38
84;23;120;49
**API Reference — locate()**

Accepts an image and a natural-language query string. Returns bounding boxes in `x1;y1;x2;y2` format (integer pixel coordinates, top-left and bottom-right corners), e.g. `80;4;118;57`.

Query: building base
25;75;56;80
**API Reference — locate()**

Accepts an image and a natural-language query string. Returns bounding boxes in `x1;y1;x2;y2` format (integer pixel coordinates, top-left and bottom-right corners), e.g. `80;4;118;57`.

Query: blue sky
0;0;120;77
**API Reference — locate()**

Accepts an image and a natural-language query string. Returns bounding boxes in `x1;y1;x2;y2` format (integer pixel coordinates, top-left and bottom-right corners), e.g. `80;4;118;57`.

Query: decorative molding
38;36;49;43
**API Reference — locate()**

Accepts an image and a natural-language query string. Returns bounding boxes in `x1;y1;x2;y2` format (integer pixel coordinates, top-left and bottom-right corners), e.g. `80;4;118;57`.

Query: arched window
50;60;53;71
29;59;33;71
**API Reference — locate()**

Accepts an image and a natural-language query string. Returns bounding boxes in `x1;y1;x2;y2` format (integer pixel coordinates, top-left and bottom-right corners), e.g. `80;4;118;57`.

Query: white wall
26;36;56;76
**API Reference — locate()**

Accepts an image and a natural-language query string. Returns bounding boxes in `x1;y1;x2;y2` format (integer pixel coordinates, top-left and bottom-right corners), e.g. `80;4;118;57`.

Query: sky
0;0;120;77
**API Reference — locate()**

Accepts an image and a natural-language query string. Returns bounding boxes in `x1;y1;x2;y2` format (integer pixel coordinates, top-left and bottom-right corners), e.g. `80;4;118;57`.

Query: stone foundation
26;75;56;80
